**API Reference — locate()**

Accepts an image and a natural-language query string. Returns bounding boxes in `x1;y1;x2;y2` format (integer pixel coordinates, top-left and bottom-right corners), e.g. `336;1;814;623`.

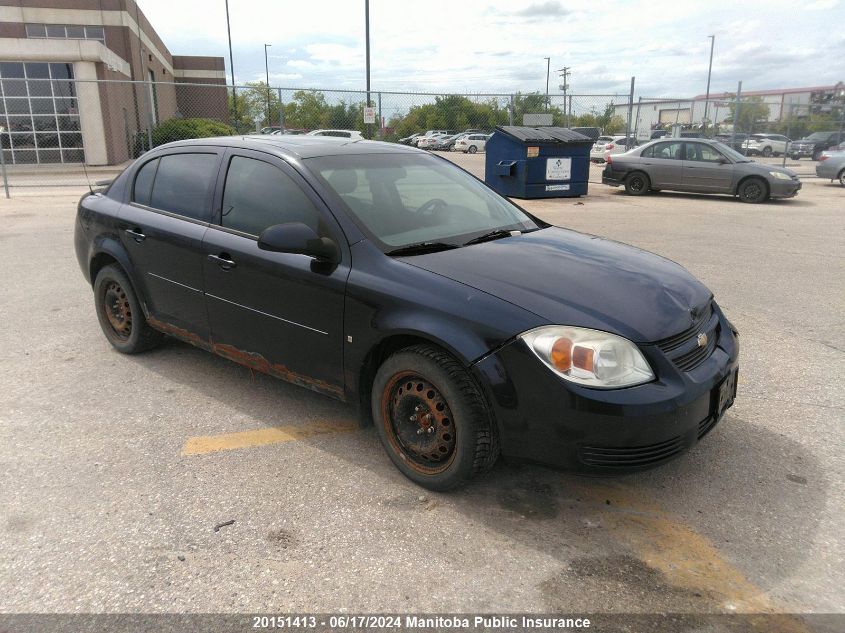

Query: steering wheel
415;198;449;217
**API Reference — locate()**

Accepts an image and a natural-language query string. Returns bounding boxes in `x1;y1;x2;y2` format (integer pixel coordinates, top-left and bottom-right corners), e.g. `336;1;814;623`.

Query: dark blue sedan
75;135;739;490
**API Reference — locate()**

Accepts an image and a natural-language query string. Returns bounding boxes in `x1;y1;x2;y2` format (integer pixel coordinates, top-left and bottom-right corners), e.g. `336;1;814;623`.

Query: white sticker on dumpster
546;184;570;191
545;157;571;181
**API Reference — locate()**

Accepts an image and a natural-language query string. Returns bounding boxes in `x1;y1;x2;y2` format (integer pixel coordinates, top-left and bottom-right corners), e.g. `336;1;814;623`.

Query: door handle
124;227;146;242
208;253;237;270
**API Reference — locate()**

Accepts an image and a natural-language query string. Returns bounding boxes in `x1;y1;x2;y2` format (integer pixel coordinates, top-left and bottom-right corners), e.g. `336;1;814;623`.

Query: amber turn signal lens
573;346;594;371
550;337;572;371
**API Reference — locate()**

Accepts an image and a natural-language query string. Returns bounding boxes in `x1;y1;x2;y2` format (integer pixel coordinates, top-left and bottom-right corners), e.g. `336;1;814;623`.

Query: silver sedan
601;138;801;203
815;154;845;186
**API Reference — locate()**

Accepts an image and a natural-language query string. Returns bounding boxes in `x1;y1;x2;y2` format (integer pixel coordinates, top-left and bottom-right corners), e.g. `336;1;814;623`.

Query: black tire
93;264;163;354
838;169;845;187
624;171;650;195
737;177;768;203
789;155;800;161
762;146;772;157
468;145;478;154
812;150;822;161
371;344;499;491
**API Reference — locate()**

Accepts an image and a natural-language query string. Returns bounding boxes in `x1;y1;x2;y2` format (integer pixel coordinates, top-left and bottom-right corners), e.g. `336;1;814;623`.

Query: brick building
0;0;228;165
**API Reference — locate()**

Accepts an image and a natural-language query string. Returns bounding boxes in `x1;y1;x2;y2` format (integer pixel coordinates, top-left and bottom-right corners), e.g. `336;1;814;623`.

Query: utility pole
702;35;715;135
264;44;272;127
731;80;742;150
544;57;550;111
365;0;371;138
557;67;570;125
225;0;237;128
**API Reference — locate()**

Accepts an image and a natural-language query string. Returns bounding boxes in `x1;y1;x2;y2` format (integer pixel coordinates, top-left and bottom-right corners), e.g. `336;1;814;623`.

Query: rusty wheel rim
381;371;456;475
102;280;132;341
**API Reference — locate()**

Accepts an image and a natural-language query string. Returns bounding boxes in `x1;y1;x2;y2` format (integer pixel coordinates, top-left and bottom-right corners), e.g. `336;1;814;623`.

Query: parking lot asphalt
0;154;842;621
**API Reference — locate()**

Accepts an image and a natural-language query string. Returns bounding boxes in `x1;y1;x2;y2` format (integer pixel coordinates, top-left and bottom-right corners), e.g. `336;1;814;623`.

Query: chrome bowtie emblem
696;332;708;348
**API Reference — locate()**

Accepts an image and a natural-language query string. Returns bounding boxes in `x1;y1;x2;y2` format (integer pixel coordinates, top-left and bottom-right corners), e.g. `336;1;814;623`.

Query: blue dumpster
484;126;592;199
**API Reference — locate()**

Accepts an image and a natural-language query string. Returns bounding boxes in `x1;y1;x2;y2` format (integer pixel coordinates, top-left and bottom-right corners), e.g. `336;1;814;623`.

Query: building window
25;23;106;43
0;62;83;164
148;69;159;126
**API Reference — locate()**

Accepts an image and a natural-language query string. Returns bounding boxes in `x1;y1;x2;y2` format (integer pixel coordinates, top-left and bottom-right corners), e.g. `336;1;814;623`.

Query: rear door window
133;158;158;207
147;153;219;221
652;141;683;160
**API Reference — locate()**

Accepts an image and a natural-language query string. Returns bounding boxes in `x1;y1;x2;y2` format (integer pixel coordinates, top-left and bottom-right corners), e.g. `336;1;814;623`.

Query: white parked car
306;129;364;140
743;133;790;157
417;133;449;150
454;134;489;153
590;135;635;162
414;130;451;147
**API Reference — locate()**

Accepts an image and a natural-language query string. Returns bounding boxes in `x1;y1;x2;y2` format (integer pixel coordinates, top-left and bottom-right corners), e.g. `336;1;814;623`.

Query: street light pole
225;0;237;127
264;44;272;128
365;0;371;138
544;57;550;111
703;35;715;135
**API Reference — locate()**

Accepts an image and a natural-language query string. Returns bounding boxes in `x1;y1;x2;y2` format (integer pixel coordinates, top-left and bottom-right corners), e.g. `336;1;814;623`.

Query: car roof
153;135;422;160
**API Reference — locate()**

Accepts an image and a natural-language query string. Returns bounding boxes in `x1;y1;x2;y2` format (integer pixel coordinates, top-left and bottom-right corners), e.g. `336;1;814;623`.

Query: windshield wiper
463;229;518;246
385;241;460;256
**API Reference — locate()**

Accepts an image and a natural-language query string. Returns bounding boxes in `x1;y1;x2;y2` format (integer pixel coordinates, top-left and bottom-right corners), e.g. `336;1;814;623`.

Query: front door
682;142;734;192
202;150;349;398
119;149;222;341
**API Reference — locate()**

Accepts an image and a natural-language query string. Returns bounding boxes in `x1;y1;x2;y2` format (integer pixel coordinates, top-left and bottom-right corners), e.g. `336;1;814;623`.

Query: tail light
606;155;613;165
606;144;615;150
819;155;828;161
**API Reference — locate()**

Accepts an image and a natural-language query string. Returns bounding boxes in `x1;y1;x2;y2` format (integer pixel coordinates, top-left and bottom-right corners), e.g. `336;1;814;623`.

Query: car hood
740;161;798;178
400;227;713;343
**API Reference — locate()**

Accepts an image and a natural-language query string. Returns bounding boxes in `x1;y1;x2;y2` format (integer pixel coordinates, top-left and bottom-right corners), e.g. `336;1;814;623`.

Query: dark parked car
602;138;801;202
788;131;844;161
75;136;739;490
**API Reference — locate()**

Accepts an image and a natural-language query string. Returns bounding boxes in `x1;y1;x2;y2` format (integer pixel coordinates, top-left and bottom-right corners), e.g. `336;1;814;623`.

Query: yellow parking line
181;419;358;456
569;481;807;629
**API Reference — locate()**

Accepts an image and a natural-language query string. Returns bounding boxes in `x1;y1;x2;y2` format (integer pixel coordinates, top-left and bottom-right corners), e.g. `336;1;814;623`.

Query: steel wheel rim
630;176;644;192
102;280;132;341
839;172;845;186
381;371;456;475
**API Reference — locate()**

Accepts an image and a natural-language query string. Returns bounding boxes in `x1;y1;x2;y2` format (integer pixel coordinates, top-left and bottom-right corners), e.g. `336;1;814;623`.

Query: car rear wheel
468;145;478;154
371;344;499;490
838;169;845;187
94;264;163;354
738;177;768;203
762;146;772;157
624;172;650;195
789;155;800;161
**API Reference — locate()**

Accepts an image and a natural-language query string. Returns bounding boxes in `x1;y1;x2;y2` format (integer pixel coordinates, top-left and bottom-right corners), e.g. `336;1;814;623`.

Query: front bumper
769;178;802;198
789;146;814;157
471;310;740;474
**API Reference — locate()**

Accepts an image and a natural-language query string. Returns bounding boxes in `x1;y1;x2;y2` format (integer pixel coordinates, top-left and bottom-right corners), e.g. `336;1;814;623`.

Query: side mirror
258;222;340;263
718;157;729;164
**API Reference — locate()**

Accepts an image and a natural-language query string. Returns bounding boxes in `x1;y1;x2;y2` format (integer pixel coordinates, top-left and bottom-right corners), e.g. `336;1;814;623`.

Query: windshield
308;153;540;250
712;142;751;162
803;132;830;141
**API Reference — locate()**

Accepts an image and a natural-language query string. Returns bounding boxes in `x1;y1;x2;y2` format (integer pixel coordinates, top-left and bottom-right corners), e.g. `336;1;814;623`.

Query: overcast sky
141;0;844;97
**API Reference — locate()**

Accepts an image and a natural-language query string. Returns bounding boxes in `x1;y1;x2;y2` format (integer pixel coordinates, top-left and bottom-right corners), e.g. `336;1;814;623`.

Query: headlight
519;326;654;389
769;171;792;180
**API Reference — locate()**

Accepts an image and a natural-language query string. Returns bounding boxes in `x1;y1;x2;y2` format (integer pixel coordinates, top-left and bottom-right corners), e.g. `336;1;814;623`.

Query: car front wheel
762;147;772;157
93;264;163;354
371;344;499;490
738;177;768;203
624;171;650;195
838;169;845;187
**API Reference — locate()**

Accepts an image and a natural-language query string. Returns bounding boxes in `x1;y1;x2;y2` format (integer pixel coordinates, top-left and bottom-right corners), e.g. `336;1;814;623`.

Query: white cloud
136;0;845;96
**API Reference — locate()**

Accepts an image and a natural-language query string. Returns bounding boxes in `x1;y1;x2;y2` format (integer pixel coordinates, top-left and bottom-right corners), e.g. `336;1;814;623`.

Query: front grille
579;435;685;468
655;303;720;372
698;415;719;439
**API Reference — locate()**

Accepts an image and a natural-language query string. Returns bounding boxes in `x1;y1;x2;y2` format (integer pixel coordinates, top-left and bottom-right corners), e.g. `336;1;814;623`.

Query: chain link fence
0;69;631;192
2;70;841;193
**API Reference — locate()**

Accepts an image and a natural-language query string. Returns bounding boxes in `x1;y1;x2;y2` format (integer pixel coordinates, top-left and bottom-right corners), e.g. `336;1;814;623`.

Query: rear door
641;141;684;188
201;149;349;397
682;142;733;192
119;148;222;340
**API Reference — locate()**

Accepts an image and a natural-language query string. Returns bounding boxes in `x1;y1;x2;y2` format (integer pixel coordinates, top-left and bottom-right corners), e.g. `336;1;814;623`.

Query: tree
228;82;282;131
725;95;770;134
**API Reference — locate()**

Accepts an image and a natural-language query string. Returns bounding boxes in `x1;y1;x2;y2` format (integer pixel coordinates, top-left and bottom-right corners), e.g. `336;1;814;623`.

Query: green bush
151;118;236;147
